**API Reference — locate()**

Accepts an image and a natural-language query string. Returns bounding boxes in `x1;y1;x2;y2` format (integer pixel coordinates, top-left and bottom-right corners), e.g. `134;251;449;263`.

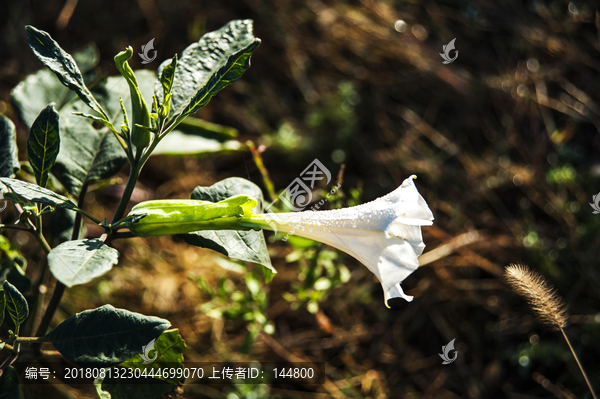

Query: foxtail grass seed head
504;263;569;330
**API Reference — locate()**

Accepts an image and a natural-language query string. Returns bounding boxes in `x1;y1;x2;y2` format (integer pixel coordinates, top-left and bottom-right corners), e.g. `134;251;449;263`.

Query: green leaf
152;130;241;156
155;20;260;122
25;26;106;118
11;43;100;128
178;177;274;274
27;104;60;188
159;55;177;97
45;304;170;366
0;115;20;179
0;290;5;327
119;329;186;384
0;177;79;212
0;366;24;399
48;239;119;288
3;280;29;328
52;94;127;196
0;235;31;295
48;207;85;243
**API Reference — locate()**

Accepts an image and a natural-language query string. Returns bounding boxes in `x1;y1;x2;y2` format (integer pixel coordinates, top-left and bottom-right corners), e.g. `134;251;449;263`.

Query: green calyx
125;195;259;237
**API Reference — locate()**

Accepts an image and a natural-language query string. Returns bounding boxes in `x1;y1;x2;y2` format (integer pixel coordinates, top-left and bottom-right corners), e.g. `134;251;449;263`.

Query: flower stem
560;327;598;399
111;165;140;224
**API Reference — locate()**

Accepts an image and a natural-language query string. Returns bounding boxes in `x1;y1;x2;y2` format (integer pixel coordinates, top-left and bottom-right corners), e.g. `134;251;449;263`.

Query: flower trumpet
240;175;434;306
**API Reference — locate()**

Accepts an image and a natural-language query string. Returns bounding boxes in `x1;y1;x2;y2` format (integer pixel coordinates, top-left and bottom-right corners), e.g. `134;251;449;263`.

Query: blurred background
2;0;600;398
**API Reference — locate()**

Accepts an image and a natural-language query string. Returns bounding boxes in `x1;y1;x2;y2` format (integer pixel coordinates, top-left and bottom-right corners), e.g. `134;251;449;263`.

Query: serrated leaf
11;43;99;128
45;304;170;366
3;280;29;328
27;104;60;187
0;177;79;212
119;329;186;384
0;366;24;399
155;20;260;122
178;177;274;273
0;115;20;179
48;239;119;288
25;26;106;118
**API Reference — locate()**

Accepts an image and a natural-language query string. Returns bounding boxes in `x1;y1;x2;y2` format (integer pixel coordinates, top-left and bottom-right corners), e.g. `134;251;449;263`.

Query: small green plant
0;20;265;397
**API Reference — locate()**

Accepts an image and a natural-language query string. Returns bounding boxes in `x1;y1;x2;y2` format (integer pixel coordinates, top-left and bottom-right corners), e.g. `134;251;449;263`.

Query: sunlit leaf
48;239;119;288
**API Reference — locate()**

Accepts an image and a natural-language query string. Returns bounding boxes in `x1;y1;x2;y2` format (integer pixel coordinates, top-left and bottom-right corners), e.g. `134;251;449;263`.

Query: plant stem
34;183;88;342
111;165;140;224
32;227;52;254
34;281;65;341
0;224;30;231
560;327;598;399
14;337;50;343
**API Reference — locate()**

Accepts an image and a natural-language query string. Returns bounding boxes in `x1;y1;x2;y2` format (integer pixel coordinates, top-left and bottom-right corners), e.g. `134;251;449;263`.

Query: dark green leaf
45;304;170;366
155;20;260;121
178;177;274;274
25;26;106;118
52;95;127;196
48;239;119;288
119;329;186;384
52;69;157;196
174;41;260;123
11;43;100;128
49;207;85;243
27;104;60;187
3;280;29;328
0;366;24;399
0;177;79;211
0;114;19;179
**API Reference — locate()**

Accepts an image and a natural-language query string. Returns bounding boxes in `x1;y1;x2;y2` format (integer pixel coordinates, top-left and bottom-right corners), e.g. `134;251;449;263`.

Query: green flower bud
114;47;152;150
126;195;258;237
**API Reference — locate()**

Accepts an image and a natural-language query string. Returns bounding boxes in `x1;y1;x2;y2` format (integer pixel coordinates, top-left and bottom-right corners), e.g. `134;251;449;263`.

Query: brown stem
560;327;598;399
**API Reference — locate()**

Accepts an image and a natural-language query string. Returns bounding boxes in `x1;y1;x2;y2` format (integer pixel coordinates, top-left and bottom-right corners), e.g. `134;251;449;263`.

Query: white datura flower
241;175;434;307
